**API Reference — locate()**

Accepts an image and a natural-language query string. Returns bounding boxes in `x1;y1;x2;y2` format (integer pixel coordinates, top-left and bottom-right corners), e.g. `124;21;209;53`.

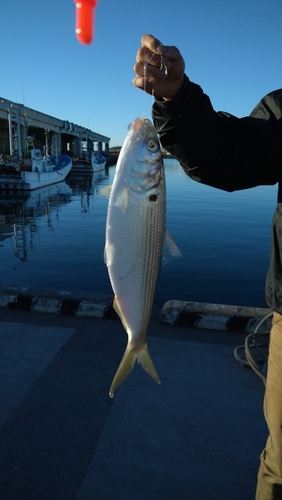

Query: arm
153;76;282;191
133;35;282;192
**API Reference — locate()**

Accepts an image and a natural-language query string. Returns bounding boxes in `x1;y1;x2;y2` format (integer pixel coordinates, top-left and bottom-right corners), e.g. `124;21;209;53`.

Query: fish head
119;117;163;193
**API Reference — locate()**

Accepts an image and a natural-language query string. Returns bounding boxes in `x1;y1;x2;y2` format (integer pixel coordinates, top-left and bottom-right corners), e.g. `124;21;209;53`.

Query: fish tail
109;343;161;398
109;346;137;398
137;344;161;385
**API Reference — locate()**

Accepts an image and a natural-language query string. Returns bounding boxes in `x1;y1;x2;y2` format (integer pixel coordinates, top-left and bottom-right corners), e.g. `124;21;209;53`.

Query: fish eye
146;139;158;153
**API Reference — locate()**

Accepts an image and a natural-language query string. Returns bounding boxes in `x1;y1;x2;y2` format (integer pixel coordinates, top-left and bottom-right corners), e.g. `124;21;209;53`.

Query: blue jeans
256;312;282;499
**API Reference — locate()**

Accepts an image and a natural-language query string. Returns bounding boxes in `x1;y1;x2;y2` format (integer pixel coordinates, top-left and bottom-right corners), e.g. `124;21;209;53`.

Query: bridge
0;98;110;159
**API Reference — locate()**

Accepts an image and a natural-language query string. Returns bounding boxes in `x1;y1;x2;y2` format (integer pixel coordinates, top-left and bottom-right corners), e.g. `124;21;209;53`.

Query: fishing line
143;44;167;106
140;49;155;120
140;0;156;114
143;50;155;95
143;46;147;95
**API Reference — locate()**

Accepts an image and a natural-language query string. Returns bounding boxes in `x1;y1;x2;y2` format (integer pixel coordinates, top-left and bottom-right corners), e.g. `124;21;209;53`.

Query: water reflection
0;160;277;308
67;169;109;213
0;182;72;262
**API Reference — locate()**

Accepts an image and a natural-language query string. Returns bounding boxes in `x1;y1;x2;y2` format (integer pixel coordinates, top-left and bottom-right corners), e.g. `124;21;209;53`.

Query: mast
7;108;13;156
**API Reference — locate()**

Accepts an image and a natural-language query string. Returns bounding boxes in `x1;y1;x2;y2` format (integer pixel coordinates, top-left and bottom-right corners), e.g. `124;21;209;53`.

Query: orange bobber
73;0;98;45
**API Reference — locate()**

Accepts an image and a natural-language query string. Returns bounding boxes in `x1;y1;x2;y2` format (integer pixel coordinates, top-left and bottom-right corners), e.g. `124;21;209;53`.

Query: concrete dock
0;292;268;500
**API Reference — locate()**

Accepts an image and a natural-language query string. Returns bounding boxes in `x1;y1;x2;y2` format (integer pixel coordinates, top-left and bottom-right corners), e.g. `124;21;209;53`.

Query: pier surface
0;288;267;500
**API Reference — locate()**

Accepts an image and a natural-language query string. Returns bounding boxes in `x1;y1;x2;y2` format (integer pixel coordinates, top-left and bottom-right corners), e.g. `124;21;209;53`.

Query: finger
141;33;183;62
134;60;170;79
132;76;156;95
136;46;171;70
136;46;159;66
140;34;163;55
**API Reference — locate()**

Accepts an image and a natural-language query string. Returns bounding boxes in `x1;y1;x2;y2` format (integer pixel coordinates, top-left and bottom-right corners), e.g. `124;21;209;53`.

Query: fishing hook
158;44;168;76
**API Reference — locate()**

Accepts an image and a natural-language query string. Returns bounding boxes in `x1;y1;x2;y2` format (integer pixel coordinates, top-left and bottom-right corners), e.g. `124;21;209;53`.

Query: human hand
133;34;185;100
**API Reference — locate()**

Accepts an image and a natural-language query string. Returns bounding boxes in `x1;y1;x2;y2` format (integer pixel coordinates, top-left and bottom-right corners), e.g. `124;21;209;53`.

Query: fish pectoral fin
99;185;112;198
109;343;161;398
162;229;182;265
113;187;128;214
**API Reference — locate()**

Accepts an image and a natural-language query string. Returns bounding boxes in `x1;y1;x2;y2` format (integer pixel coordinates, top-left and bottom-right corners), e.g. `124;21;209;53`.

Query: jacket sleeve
152;75;282;192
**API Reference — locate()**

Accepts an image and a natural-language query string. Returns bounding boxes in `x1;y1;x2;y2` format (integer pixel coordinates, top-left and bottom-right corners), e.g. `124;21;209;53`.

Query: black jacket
152;76;282;313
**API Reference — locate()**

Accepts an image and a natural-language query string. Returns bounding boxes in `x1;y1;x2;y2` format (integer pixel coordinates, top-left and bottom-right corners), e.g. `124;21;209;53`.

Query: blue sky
1;0;281;146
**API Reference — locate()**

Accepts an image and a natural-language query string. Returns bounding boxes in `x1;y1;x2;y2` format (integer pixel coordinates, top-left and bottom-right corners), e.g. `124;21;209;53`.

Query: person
133;34;282;500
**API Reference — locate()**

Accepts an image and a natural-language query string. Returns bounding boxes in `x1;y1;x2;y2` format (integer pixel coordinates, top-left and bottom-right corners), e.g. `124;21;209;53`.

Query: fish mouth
131;119;142;132
130;117;158;144
131;117;150;132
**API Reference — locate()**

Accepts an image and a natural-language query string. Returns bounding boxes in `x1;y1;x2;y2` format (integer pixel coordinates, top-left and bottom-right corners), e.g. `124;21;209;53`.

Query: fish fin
113;187;128;213
162;229;182;265
104;242;114;266
113;295;122;316
104;242;113;266
99;185;112;198
109;346;137;398
137;344;161;385
109;343;161;398
113;295;130;332
104;245;107;265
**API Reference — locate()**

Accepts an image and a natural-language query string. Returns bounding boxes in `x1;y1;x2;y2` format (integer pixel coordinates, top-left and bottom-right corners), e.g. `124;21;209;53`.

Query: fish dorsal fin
113;187;128;214
162;230;182;265
99;185;112;198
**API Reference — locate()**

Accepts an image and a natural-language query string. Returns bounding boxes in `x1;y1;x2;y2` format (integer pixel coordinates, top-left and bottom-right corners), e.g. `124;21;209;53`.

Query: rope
234;312;272;385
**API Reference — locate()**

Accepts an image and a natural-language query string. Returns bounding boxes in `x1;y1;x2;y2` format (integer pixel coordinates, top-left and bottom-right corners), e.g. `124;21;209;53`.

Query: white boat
0;149;72;191
91;152;106;173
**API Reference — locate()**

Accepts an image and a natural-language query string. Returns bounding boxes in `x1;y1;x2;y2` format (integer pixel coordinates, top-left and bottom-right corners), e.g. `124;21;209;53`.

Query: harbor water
0;159;277;308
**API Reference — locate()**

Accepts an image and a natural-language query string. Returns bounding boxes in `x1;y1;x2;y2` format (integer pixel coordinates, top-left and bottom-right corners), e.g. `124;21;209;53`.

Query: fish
102;116;181;398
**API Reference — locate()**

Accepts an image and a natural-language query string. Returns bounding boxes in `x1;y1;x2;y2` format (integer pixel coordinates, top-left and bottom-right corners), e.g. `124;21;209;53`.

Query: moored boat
0;149;72;191
91;151;106;173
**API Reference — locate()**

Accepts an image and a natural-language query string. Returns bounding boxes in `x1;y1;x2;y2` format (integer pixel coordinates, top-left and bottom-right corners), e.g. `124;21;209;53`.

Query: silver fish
102;117;181;397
